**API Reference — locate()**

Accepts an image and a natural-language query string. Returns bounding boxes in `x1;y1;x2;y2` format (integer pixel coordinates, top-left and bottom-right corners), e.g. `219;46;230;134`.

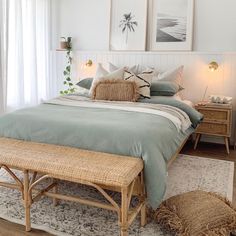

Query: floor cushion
154;190;236;236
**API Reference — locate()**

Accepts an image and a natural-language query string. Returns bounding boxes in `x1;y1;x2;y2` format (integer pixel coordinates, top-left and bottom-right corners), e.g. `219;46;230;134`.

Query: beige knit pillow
91;79;139;102
153;190;236;236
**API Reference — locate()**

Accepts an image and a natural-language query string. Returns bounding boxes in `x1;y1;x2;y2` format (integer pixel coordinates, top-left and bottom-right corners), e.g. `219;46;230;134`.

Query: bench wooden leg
120;187;128;236
24;170;31;232
140;172;146;227
52;179;58;207
141;205;146;227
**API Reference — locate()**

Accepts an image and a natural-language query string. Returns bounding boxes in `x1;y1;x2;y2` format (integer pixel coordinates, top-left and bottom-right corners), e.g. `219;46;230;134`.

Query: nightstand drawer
197;108;229;121
196;122;229;136
194;103;232;154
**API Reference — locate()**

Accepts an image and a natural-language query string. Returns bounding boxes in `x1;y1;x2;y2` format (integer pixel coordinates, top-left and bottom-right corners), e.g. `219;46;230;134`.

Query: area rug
0;155;234;236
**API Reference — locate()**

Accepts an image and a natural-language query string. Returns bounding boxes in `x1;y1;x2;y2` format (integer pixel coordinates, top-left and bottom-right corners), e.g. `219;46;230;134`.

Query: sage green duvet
0;95;203;209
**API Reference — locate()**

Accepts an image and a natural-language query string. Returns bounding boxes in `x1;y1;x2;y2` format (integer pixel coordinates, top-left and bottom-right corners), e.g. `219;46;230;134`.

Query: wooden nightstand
194;103;233;154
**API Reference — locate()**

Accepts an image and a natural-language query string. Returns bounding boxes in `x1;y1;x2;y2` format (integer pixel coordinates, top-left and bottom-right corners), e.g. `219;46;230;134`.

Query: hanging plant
60;37;76;95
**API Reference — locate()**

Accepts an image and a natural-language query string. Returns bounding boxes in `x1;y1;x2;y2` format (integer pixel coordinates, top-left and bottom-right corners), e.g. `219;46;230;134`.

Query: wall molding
52;50;236;55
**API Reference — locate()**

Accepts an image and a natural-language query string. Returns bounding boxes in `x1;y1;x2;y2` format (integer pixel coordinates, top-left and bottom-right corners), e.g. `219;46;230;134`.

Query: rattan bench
0;138;146;236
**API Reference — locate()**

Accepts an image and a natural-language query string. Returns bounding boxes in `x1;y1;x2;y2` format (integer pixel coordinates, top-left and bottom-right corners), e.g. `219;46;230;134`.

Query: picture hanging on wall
109;0;147;51
149;0;194;51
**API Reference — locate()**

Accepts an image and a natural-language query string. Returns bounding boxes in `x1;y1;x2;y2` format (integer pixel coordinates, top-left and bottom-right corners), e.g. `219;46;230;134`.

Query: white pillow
109;62;156;76
95;63;108;78
124;69;154;99
109;62;138;74
155;66;184;85
89;63;125;96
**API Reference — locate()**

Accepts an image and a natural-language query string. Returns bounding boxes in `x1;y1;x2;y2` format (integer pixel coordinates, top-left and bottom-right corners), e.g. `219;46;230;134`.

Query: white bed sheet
152;94;194;108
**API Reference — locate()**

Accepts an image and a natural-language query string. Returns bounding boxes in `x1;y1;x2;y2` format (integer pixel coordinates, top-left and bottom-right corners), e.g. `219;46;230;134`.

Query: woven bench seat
0;137;143;187
0;137;146;236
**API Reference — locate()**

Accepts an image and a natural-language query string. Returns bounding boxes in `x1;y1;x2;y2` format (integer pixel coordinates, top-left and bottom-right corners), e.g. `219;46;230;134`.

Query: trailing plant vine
60;37;76;95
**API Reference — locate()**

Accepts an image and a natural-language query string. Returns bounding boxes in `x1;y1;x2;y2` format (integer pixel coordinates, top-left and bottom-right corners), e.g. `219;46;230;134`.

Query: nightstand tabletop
195;102;233;109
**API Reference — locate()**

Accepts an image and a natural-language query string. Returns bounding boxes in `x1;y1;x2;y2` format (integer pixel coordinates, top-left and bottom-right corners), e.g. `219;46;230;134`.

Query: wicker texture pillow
91;79;139;102
154;190;236;236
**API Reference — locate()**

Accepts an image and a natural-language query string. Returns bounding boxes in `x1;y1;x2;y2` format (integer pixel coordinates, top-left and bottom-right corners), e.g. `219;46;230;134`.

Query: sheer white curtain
2;0;52;111
0;0;8;114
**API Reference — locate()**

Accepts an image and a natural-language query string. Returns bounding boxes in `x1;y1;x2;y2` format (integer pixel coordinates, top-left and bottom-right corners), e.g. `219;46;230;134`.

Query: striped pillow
124;69;154;99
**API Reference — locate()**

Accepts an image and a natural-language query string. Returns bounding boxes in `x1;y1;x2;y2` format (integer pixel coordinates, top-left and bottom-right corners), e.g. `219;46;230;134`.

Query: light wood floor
0;141;235;235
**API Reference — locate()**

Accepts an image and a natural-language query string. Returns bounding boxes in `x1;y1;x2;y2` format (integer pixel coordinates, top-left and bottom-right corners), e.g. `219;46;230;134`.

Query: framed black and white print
149;0;194;51
109;0;147;51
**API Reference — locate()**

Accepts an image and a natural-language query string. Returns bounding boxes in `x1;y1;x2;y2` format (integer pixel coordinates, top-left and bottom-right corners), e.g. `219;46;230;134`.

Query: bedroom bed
0;94;203;209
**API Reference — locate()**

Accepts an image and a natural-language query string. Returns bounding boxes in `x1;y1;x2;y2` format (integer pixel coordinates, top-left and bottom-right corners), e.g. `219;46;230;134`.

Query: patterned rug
0;154;234;236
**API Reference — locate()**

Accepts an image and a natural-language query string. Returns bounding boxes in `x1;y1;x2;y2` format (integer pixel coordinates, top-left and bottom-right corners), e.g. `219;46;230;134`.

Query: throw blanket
0;95;203;209
47;96;192;132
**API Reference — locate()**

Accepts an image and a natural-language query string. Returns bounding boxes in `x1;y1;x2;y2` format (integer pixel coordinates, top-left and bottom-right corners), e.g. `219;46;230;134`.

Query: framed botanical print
149;0;194;51
109;0;147;51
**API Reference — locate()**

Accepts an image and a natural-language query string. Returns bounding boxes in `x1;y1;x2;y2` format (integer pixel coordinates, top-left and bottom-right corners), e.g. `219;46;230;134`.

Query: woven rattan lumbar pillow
91;79;139;102
154;190;236;236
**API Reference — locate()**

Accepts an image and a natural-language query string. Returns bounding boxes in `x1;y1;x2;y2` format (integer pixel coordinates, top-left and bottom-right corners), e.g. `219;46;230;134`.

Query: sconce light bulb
85;59;93;67
209;61;219;72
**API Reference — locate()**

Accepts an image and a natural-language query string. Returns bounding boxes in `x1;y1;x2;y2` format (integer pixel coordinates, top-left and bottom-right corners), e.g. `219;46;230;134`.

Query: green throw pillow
77;78;93;90
151;81;183;96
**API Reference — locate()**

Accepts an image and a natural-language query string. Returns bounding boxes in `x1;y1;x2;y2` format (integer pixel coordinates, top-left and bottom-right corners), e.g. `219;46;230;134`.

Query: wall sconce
201;61;219;102
79;59;96;80
209;61;219;72
85;59;93;67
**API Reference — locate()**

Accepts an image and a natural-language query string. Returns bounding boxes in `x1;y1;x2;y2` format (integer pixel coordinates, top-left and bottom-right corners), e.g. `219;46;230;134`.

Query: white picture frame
149;0;194;51
109;0;147;51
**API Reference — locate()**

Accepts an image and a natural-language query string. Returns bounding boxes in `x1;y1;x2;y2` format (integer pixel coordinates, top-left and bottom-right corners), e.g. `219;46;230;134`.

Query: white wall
57;0;236;51
193;0;236;51
58;0;110;50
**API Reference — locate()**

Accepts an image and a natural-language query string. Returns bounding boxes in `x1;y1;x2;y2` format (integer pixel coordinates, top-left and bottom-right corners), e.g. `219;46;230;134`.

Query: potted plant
60;37;72;50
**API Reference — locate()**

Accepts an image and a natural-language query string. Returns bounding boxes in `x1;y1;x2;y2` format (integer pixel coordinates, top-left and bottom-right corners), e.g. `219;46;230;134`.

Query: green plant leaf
66;77;71;81
66;66;71;72
63;71;68;76
63;81;67;85
69;83;73;86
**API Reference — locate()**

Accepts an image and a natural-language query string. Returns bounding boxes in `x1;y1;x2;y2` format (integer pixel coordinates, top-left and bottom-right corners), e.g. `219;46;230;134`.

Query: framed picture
109;0;147;51
149;0;194;51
